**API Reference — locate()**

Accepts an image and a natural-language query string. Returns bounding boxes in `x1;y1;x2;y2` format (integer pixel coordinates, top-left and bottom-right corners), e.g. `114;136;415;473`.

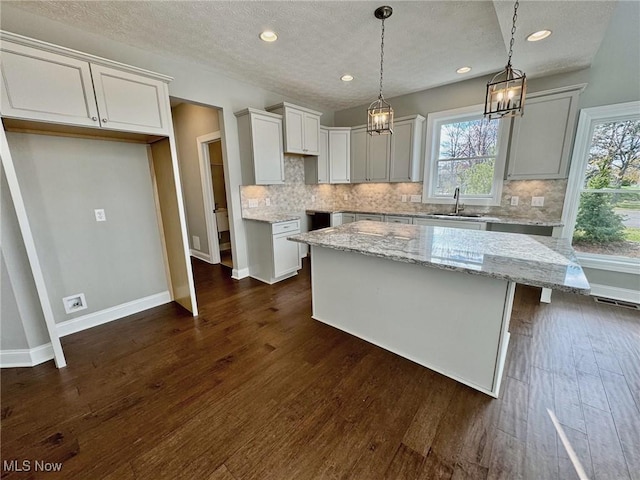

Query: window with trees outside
423;105;509;205
572;118;640;259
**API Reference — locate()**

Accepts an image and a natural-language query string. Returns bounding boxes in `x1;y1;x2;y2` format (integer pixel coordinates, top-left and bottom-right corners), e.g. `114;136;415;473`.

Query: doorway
198;134;233;269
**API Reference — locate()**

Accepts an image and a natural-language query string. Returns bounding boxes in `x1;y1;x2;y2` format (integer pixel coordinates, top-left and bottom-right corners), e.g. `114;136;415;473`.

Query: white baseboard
56;291;172;337
590;284;640;304
232;267;250;280
190;249;212;263
1;343;53;368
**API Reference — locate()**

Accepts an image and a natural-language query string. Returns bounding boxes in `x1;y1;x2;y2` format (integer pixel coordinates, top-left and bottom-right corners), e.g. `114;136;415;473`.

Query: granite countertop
305;208;562;227
288;221;590;294
243;212;301;223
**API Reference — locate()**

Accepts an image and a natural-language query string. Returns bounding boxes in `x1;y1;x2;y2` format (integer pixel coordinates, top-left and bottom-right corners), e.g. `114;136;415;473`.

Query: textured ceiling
3;1;617;111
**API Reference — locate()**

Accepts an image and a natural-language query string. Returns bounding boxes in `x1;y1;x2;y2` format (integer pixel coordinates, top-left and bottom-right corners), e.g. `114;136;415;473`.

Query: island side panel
310;246;512;396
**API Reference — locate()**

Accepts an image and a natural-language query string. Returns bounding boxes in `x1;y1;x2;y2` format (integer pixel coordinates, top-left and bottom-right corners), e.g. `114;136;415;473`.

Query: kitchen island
288;221;589;397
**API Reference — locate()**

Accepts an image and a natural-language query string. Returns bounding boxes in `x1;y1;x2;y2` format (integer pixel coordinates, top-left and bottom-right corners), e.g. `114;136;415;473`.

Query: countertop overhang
288;221;590;294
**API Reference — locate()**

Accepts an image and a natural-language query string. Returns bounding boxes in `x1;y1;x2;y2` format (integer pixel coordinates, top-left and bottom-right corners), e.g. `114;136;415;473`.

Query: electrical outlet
343;194;348;201
62;293;87;314
248;199;259;208
511;196;519;206
94;209;106;222
410;195;422;203
531;196;545;207
311;195;316;203
401;195;408;203
265;198;271;206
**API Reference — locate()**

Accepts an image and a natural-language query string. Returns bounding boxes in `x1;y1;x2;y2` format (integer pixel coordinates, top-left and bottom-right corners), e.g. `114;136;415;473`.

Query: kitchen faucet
453;187;464;214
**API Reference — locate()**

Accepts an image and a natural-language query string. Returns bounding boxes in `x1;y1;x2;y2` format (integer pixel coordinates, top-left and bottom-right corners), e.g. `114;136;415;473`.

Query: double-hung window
422;104;510;206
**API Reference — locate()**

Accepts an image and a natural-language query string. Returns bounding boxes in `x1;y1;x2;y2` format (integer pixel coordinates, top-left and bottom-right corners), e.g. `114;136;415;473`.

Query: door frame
196;131;222;265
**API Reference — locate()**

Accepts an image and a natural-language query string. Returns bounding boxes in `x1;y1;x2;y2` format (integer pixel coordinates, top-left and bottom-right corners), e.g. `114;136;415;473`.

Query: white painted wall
7;134;169;324
172;103;220;257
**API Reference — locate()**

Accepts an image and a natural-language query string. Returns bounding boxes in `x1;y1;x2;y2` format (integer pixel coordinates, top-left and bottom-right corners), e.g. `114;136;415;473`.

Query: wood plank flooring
1;259;639;479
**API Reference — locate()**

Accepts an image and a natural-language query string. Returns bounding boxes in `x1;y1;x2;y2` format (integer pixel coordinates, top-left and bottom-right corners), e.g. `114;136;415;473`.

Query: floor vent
594;297;640;310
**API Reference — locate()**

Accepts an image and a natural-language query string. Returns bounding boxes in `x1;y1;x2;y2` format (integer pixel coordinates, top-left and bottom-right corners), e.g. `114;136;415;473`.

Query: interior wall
1;167;50;350
0;4;334;280
172;103;220;257
7;133;169;324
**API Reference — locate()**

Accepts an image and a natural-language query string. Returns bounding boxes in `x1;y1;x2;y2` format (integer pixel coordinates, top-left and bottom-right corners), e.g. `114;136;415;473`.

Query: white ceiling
4;1;617;111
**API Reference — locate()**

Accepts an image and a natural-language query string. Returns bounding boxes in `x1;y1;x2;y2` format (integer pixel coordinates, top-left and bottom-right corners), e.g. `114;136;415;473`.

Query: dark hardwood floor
1;259;639;479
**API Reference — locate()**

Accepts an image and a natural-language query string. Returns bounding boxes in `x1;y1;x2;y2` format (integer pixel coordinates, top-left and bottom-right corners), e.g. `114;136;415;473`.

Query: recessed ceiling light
341;74;354;82
259;31;278;42
456;66;472;74
527;30;552;42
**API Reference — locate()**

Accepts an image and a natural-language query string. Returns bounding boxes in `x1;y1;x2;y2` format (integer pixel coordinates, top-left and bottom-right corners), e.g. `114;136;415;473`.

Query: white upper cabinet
507;85;584;180
351;126;391;183
390;115;425;182
90;65;170;135
328;128;351;183
267;102;322;155
0;34;172;136
317;127;330;183
0;42;100;127
235;108;285;185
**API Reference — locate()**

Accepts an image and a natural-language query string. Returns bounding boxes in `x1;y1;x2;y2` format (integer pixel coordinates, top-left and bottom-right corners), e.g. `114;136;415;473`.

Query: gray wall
580;0;640;109
7;133;168;324
1;167;50;350
172;103;220;256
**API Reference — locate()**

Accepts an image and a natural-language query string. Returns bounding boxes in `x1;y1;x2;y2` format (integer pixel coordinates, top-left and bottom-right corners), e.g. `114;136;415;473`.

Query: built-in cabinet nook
0;31;197;368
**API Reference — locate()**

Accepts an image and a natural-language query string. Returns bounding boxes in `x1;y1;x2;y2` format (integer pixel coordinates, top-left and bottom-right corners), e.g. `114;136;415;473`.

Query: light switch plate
532;196;545;207
248;199;258;208
410;195;422;203
511;196;519;206
94;209;106;222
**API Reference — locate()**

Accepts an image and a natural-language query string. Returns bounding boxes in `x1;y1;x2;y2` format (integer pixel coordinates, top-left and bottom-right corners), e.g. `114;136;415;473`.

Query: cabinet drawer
355;214;383;222
385;215;413;224
272;220;300;235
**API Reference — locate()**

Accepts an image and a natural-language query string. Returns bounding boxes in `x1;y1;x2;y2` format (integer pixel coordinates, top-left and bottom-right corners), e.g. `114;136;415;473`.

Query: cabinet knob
91;116;98;121
102;118;108;123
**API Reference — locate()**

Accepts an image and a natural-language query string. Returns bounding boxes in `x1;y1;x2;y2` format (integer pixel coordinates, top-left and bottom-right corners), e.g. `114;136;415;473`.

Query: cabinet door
390;121;413;182
91;64;170;135
350;128;368;183
507;90;580;179
0;42;99;127
329;129;351;183
303;112;320;154
273;233;301;278
368;134;391;182
284;108;305;154
251;113;285;185
317;128;329;183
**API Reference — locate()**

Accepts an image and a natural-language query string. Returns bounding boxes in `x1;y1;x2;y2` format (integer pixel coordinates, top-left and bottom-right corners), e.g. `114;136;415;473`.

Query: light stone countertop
288;221;590;294
305;208;562;227
243;212;301;223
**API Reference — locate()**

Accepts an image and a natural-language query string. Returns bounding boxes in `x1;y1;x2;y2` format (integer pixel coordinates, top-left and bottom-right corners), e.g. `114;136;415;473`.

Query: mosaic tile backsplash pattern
240;156;567;222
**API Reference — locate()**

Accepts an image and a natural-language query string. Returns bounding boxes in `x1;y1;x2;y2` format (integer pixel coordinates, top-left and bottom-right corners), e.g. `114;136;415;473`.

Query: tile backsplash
240;156;567;222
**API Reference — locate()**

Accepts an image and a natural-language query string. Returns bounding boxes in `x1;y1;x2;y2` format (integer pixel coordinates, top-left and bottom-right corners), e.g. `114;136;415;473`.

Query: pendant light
484;0;527;120
367;6;394;135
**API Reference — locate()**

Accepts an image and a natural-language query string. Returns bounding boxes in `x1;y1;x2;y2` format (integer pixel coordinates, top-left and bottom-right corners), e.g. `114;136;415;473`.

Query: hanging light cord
507;0;519;67
379;16;385;100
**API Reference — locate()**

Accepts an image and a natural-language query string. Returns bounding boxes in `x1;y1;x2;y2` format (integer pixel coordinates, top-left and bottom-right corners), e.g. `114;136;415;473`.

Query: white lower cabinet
245;219;302;284
355;213;384;222
341;213;356;224
413;217;486;230
385;215;413;224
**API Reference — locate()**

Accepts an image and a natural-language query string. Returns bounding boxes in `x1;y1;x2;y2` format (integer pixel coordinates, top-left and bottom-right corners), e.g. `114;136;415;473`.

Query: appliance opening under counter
308;211;331;231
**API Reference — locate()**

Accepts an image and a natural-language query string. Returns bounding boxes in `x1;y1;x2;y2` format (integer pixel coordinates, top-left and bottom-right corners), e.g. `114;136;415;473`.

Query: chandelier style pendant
367;6;394;135
484;0;527;120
